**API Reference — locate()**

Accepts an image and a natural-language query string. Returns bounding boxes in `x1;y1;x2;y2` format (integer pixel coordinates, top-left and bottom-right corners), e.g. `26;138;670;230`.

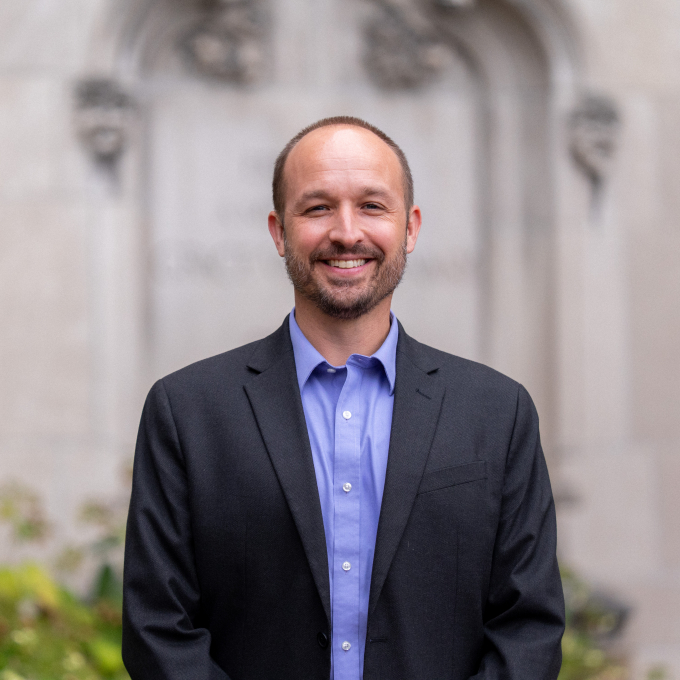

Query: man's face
268;126;421;320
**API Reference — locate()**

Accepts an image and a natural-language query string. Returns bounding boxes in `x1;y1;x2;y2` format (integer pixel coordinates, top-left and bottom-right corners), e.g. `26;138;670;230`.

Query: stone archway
79;0;666;665
79;0;587;466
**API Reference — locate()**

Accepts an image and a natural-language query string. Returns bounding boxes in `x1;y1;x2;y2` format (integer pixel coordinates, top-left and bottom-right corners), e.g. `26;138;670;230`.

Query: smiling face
268;125;421;320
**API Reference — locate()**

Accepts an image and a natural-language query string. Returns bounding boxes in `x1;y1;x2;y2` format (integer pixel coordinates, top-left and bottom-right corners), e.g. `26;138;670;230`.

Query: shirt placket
331;361;363;679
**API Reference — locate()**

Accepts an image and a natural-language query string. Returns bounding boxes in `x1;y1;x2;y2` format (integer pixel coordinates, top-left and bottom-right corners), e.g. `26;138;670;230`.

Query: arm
472;385;565;680
122;380;231;680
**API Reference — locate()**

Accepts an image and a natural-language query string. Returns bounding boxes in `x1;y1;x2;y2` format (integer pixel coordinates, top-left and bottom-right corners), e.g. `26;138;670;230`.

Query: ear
268;211;286;257
406;205;422;254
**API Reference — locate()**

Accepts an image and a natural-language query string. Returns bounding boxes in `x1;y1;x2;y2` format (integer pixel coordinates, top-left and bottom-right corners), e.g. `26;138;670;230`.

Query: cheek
285;224;325;258
370;222;406;256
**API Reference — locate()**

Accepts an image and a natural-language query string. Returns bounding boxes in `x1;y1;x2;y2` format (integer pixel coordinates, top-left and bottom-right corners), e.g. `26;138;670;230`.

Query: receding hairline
289;122;395;153
284;124;404;198
272;117;414;217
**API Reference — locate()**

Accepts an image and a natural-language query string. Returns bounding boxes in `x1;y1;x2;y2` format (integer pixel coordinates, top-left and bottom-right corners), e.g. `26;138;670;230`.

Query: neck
293;294;393;366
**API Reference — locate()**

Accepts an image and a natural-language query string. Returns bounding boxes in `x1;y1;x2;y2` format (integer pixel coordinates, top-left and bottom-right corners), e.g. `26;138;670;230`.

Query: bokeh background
1;0;680;677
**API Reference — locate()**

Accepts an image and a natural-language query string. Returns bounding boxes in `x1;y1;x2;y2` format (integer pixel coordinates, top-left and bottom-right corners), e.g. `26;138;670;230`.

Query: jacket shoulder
160;341;257;389
400;331;523;401
158;320;289;395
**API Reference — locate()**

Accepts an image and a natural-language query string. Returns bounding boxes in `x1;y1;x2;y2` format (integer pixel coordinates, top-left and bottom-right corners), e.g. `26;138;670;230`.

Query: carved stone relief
569;94;621;188
363;0;474;89
433;0;475;7
74;78;135;166
180;0;267;83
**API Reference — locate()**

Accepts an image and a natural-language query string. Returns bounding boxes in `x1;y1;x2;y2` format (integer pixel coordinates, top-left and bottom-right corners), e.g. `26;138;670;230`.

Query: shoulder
156;320;289;398
400;333;541;473
400;330;520;391
398;330;528;414
160;341;256;390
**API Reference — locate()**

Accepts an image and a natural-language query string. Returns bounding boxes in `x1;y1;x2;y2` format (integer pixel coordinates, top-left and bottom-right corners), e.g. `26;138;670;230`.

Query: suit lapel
369;327;445;614
243;322;331;623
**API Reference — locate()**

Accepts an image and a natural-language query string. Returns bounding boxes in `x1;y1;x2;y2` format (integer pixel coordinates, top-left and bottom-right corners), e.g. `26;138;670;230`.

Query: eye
307;205;330;213
363;202;383;211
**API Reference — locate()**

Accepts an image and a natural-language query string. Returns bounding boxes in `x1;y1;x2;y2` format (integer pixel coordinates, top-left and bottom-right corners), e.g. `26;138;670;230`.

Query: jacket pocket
417;460;487;494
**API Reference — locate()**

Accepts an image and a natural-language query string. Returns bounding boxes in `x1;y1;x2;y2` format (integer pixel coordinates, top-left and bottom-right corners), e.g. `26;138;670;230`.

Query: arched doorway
85;0;582;462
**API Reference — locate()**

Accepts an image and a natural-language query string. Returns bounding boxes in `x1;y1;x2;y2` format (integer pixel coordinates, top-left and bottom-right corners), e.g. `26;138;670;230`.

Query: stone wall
1;0;679;675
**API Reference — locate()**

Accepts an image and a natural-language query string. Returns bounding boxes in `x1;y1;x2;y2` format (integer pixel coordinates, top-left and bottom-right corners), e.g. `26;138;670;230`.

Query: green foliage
0;476;635;679
55;486;128;591
0;474;130;679
0;563;128;680
559;568;627;680
0;561;627;680
0;485;50;543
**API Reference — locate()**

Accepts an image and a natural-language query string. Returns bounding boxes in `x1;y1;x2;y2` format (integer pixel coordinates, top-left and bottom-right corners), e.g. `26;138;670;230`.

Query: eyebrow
358;186;391;200
297;189;332;204
295;186;392;205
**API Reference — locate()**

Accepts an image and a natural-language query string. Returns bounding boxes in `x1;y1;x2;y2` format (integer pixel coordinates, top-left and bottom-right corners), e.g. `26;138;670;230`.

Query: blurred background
1;0;679;677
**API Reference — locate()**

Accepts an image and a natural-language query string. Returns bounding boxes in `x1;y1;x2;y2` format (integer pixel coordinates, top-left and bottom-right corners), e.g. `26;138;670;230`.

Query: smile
326;259;367;269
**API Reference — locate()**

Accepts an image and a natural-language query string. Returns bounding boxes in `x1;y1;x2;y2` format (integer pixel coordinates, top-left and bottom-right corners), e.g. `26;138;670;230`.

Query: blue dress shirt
289;310;398;680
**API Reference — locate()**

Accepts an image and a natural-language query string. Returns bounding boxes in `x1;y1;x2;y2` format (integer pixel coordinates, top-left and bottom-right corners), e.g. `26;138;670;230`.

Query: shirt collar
289;308;398;395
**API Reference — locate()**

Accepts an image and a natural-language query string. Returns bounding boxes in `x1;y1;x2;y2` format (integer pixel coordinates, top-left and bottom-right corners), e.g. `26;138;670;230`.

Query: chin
314;288;389;320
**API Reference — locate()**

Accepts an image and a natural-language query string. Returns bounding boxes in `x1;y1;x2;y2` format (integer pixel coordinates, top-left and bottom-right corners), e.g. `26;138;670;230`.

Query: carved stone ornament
364;1;449;89
433;0;475;7
75;78;135;165
569;94;621;187
181;0;267;83
364;0;474;89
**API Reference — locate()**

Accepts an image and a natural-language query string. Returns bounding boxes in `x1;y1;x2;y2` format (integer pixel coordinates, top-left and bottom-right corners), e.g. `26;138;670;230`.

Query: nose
327;203;363;249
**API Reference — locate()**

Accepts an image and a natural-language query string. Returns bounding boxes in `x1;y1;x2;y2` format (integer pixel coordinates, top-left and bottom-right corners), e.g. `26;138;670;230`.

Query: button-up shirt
289;310;397;680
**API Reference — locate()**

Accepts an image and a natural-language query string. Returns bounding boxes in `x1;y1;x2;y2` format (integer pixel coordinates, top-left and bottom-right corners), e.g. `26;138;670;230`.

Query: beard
284;235;407;320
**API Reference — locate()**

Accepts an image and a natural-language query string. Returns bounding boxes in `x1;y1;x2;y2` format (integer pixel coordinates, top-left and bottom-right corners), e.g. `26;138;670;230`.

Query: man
123;116;565;680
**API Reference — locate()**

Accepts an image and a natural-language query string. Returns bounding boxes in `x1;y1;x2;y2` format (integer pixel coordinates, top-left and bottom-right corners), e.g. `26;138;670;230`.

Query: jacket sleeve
471;385;565;680
122;379;231;680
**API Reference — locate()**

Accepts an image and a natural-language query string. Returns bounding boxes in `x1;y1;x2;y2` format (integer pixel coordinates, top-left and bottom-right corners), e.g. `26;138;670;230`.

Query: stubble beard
284;235;408;321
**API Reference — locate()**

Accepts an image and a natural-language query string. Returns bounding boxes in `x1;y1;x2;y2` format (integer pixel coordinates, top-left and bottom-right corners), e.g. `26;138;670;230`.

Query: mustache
309;244;385;263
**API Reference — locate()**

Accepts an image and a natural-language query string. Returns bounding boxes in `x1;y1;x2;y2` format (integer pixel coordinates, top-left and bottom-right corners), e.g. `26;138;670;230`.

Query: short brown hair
272;116;414;217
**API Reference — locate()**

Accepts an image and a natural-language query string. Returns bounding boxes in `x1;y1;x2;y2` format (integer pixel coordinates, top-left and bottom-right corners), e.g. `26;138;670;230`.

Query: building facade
1;0;680;675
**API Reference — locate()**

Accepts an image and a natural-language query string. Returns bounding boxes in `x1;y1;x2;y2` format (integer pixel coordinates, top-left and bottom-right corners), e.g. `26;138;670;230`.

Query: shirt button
342;561;351;571
343;482;352;493
342;410;352;420
327;368;336;373
342;641;351;651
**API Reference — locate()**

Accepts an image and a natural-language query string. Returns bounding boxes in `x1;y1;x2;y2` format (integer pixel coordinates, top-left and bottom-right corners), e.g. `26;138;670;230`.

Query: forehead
284;125;403;194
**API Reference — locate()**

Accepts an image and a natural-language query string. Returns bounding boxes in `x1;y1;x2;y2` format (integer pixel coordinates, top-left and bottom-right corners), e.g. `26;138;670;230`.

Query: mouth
324;259;369;269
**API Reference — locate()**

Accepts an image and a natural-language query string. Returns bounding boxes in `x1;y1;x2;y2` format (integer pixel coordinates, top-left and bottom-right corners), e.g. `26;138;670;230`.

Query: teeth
328;259;367;269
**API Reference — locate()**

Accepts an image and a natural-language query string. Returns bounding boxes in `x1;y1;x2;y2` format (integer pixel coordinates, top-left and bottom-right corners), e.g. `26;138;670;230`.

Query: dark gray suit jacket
122;319;564;680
